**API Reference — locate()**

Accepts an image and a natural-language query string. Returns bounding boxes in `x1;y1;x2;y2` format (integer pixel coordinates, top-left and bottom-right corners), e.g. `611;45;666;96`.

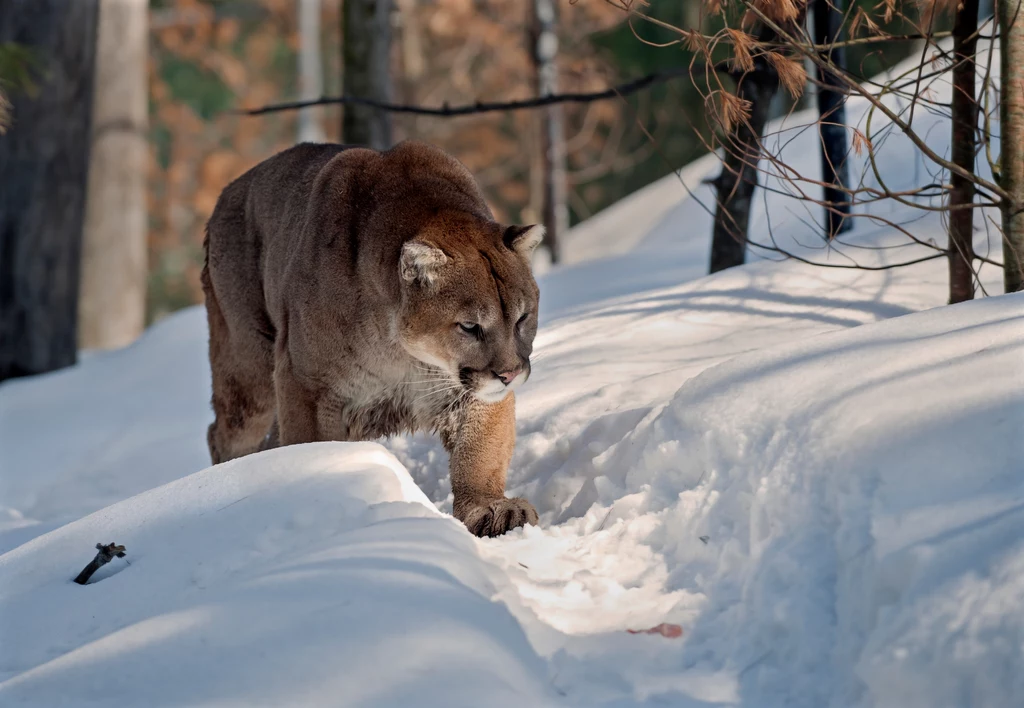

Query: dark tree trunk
709;62;779;274
1000;0;1024;292
531;0;567;264
341;0;393;149
813;0;853;239
0;0;100;382
947;0;981;304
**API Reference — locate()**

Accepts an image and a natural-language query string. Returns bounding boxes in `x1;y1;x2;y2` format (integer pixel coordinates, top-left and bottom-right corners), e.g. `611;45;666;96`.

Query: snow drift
0;444;557;706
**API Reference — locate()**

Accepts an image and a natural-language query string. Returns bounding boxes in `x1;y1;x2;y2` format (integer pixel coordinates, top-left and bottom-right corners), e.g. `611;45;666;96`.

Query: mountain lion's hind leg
272;337;321;447
447;394;538;537
204;268;276;465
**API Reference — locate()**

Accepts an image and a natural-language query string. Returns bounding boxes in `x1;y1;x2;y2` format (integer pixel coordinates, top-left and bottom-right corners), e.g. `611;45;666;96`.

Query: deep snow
1;444;558;706
2;40;1022;707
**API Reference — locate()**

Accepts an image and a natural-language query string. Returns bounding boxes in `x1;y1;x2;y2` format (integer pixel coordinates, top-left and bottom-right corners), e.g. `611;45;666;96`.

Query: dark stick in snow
73;542;127;585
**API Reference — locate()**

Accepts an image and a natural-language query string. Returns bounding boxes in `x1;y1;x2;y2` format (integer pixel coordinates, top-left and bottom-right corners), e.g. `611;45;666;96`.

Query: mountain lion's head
397;212;542;403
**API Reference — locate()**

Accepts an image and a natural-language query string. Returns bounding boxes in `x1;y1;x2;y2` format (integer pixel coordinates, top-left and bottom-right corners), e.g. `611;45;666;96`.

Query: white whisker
414;384;459;398
412;384;461;405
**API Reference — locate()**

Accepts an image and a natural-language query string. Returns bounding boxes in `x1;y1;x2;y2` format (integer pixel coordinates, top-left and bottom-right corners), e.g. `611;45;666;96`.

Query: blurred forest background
86;0;918;321
144;0;693;319
4;0;957;379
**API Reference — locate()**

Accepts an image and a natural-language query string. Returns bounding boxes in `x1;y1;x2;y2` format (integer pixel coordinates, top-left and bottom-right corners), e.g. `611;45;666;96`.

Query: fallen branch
73;542;127;585
627;623;684;638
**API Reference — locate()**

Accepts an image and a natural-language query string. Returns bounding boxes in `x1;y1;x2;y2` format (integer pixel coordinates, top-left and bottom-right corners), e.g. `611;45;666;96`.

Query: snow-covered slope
496;293;1024;707
2;292;1019;706
0;309;211;555
2;39;1021;707
0;444;557;707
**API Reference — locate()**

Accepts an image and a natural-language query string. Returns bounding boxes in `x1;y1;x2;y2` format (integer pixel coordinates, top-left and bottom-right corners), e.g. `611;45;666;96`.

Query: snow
0;444;557;706
506;294;1023;707
2;40;1022;706
0;308;212;555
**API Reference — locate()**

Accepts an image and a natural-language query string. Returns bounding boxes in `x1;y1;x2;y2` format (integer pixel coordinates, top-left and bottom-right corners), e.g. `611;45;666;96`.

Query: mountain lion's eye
458;322;481;336
517;312;530;326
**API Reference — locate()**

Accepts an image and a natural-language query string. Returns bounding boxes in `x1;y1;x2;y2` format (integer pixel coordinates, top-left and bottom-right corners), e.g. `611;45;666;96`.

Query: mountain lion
202;141;541;537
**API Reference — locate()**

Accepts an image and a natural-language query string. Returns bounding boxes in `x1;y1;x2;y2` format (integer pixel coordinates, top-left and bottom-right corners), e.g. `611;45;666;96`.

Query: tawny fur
202;141;541;537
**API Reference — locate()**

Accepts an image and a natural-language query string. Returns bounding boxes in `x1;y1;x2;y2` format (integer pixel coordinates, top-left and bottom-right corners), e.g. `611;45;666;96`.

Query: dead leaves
727;29;756;73
765;52;807;99
852;128;872;156
707;90;753;133
850;7;884;36
750;0;805;24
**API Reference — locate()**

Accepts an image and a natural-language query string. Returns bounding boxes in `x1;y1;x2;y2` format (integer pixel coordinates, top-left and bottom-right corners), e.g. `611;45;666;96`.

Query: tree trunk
79;0;148;350
297;0;326;144
396;0;424;83
947;0;981;304
813;0;853;239
1000;0;1024;292
709;62;779;273
530;0;567;264
0;0;99;381
341;0;393;149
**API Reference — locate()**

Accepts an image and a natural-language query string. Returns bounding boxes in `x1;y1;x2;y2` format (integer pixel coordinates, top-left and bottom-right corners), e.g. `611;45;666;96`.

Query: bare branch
236;66;712;117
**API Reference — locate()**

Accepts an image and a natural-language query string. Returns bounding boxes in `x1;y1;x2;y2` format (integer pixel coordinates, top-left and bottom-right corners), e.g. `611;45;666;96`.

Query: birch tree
531;0;568;263
297;0;326;143
79;0;149;349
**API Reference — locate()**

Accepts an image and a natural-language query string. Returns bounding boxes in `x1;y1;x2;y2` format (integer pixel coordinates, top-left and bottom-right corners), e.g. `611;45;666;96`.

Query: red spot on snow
626;623;683;638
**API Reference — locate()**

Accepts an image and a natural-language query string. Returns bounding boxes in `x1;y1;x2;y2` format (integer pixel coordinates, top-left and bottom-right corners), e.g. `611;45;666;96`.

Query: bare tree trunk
531;0;567;264
79;0;148;350
297;0;326;144
813;0;853;239
1000;0;1024;292
947;0;981;304
526;111;544;226
709;62;779;273
342;0;393;149
0;0;99;381
396;0;424;83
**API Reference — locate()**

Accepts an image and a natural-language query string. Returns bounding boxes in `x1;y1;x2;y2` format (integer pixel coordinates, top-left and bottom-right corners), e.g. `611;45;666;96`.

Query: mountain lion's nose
495;369;521;385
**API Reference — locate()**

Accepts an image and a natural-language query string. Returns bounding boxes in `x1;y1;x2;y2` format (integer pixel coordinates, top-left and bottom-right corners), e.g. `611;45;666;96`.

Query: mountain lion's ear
503;224;545;258
400;240;448;286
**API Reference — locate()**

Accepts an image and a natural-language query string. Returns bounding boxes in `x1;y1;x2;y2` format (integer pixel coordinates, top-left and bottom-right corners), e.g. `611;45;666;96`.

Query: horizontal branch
765;30;954;51
235;66;712;117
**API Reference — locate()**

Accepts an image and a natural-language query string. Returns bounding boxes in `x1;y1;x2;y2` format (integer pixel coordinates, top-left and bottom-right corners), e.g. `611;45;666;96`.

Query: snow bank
494;293;1024;707
0;308;211;554
0;443;557;706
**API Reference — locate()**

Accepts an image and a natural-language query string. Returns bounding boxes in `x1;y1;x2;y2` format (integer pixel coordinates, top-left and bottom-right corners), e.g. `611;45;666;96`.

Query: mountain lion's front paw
462;497;538;537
